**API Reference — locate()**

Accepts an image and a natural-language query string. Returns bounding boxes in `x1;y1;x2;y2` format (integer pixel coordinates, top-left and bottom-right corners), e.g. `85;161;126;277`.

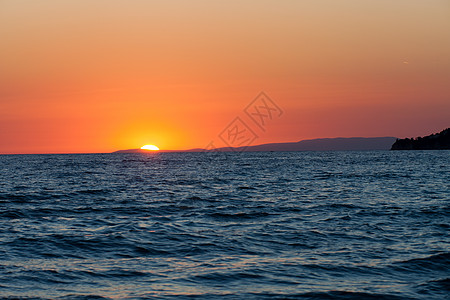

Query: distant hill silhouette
391;128;450;150
114;137;397;153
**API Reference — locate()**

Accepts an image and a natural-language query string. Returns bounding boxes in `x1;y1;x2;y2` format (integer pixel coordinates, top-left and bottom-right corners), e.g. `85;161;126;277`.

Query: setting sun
140;145;160;151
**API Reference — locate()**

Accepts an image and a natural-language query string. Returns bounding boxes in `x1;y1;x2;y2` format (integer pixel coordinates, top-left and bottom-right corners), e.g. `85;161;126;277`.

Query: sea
0;151;448;299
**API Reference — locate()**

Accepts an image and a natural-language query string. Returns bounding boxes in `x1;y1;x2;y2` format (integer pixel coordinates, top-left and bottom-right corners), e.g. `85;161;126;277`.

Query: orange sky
1;0;449;154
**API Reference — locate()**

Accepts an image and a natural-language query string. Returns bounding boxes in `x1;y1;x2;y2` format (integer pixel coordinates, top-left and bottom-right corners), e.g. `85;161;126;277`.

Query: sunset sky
1;0;449;154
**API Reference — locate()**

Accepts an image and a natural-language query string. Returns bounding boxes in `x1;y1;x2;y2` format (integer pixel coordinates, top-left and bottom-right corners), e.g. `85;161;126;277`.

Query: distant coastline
114;136;397;153
391;128;450;150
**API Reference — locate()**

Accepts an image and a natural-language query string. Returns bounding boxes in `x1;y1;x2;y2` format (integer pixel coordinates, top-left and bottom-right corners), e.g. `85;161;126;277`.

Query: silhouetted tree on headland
391;128;450;150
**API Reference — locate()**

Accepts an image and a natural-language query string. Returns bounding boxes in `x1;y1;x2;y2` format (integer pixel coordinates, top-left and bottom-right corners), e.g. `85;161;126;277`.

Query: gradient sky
1;0;449;154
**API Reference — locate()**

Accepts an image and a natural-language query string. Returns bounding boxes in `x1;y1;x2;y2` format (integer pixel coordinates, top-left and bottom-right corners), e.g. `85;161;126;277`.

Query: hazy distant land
114;137;397;153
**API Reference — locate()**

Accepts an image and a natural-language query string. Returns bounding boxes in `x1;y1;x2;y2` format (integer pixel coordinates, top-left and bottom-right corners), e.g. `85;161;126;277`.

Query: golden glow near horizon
0;0;449;154
140;145;160;151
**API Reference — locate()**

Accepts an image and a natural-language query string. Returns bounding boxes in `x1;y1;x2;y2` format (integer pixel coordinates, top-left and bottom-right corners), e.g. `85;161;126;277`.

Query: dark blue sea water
0;151;449;299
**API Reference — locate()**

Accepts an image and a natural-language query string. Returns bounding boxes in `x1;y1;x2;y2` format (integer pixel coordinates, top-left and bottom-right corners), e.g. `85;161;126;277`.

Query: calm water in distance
0;151;449;299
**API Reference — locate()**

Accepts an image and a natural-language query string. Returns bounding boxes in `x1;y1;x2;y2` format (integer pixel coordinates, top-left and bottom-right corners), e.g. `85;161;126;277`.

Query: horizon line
0;135;400;155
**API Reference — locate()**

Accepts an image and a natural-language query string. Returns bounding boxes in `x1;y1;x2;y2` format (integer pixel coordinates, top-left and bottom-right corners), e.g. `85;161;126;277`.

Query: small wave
133;245;170;256
416;277;450;297
189;270;266;284
0;210;27;219
146;290;418;300
394;252;450;272
0;194;33;203
308;203;364;211
58;295;110;300
179;196;218;204
208;211;271;221
247;290;417;300
329;203;361;209
0;192;63;203
417;206;450;217
302;263;382;277
238;186;256;190
0;297;49;300
72;268;147;279
74;189;109;195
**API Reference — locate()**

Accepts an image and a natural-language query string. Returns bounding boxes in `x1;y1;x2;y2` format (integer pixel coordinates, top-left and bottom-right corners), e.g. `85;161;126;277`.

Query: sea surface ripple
0;151;449;299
